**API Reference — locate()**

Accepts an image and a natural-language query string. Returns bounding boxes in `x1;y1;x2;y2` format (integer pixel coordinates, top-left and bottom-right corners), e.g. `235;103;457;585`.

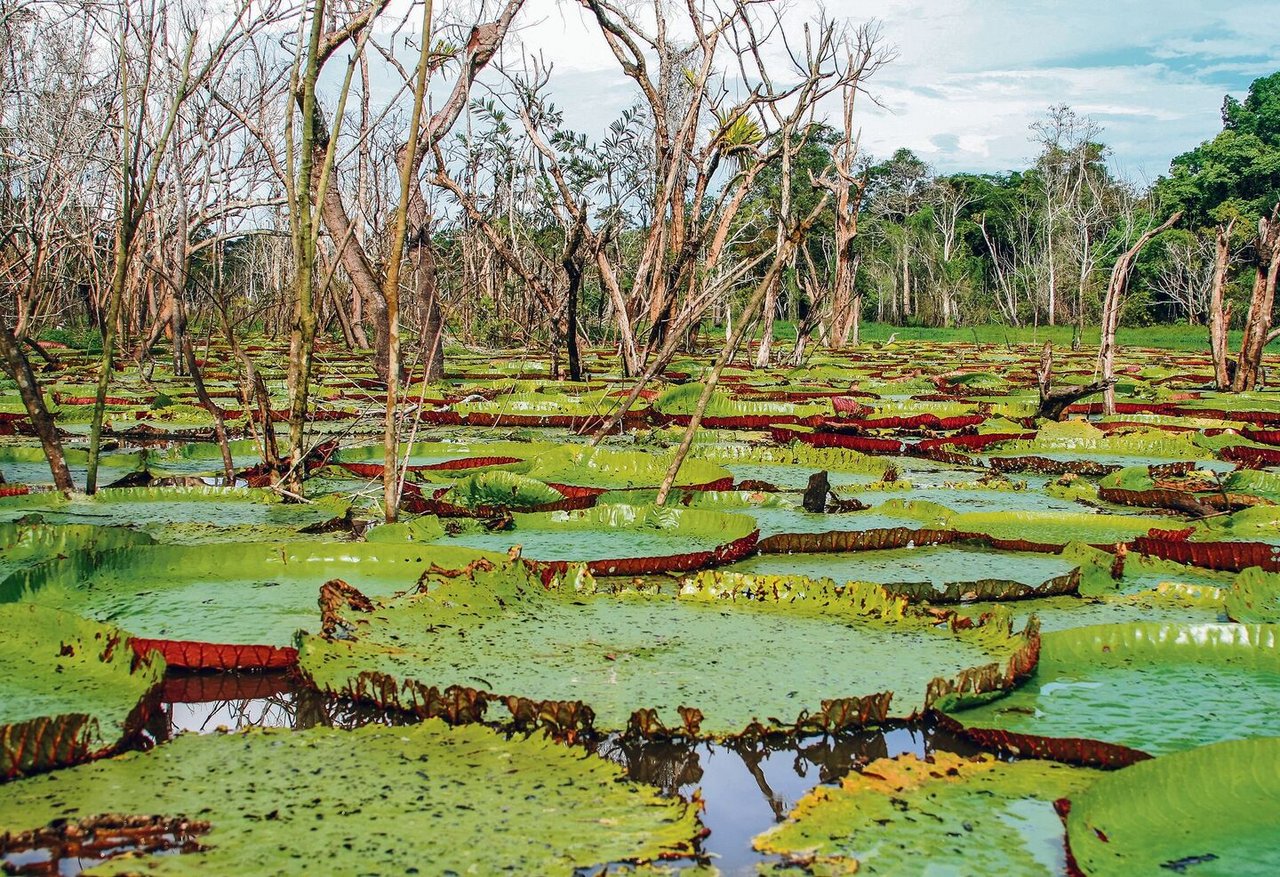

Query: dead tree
1036;342;1113;421
315;0;525;382
1208;220;1236;389
1232;204;1280;391
1098;210;1182;414
811;25;889;350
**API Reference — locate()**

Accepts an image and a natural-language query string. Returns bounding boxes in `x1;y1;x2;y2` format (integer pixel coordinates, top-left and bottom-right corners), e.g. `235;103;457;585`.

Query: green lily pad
0;720;699;874
755;751;1101;875
1192;506;1280;546
654;383;827;419
0;520;153;580
2;542;496;657
516;447;733;490
0;603;164;778
1065;737;1280;877
0;487;351;544
443;469;565;509
948;622;1280;754
989;420;1214;461
1226;567;1280;622
689;441;893;476
727;544;1081;603
1222;469;1280;503
439;504;757;574
297;561;1037;737
949;509;1171;547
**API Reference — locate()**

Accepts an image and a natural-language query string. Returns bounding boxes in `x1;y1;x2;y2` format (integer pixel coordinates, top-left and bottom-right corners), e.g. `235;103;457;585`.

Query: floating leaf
440;503;758;575
1065;737;1280;877
0;604;164;778
0;520;153;580
297;561;1036;737
443;469;564;509
515;447;733;491
0;720;700;874
1225;567;1280;623
731;542;1081;603
948;622;1280;755
3;542;496;669
755;752;1101;875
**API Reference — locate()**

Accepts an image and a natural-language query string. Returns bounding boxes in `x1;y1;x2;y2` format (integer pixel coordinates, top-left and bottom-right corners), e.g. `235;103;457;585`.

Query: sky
500;0;1280;182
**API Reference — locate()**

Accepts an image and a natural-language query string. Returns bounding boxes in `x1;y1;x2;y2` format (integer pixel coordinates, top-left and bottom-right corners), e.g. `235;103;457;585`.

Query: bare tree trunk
1099;211;1182;414
901;245;911;319
409;214;445;381
562;211;587;382
1232;205;1280;392
754;281;778;367
1209;220;1235;390
182;336;235;484
1037;341;1112;421
0;326;74;491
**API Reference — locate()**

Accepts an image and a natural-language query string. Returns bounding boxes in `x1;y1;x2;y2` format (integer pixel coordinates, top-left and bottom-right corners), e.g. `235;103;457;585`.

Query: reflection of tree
590;736;704;797
155;675;417;739
792;728;892;787
727;739;787;821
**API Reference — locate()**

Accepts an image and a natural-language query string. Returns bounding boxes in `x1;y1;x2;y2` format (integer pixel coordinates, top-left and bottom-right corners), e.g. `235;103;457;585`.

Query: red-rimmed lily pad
514;446;734;492
412;470;600;516
1226;567;1280;623
730;541;1083;603
1063;736;1280;877
0;486;352;545
946;622;1280;756
2;543;497;670
0;520;154;581
438;504;759;576
0;604;164;779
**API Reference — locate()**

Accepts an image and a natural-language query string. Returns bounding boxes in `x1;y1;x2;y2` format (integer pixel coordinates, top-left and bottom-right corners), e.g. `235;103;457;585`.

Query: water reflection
151;673;982;876
591;725;981;875
149;672;412;741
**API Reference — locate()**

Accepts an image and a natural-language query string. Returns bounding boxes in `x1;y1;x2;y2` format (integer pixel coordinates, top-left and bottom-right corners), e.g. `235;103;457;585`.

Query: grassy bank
758;321;1277;353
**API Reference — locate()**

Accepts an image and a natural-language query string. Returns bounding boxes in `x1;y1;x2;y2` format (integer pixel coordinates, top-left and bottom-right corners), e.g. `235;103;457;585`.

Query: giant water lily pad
2;542;496;669
1192;505;1280;546
441;469;566;509
439;504;758;574
690;441;894;477
947;622;1280;754
654;382;828;420
728;544;1081;603
989;420;1213;461
755;752;1101;875
515;447;733;490
0;720;699;874
0;520;153;580
949;509;1171;548
1065;737;1280;876
0;604;164;778
297;561;1037;737
0;486;351;544
1225;567;1280;623
0;446;144;489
